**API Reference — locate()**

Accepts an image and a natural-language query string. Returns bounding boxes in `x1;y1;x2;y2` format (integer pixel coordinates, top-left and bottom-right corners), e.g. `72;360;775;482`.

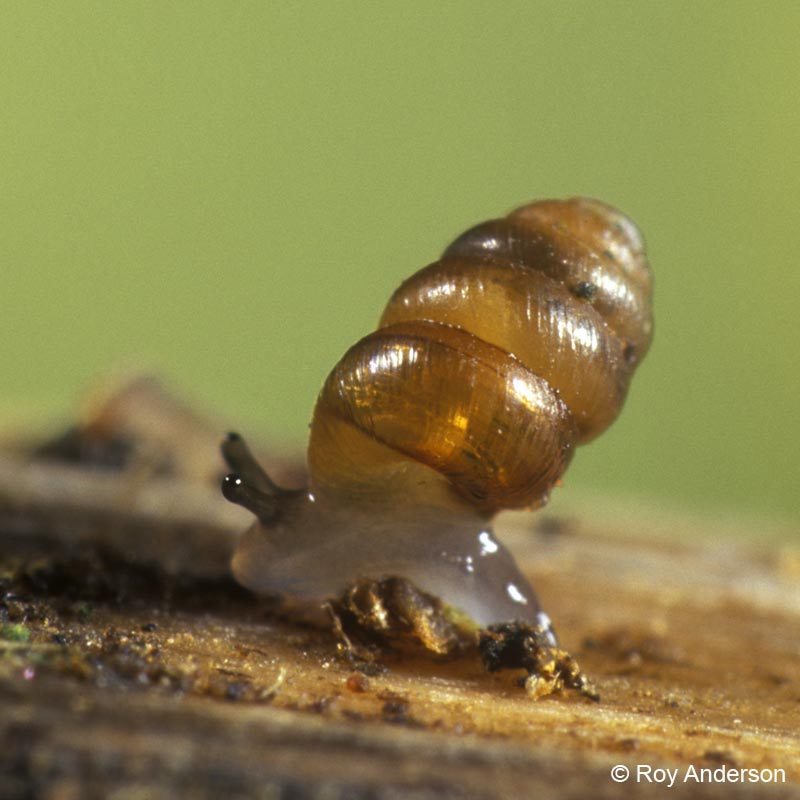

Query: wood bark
1;451;798;799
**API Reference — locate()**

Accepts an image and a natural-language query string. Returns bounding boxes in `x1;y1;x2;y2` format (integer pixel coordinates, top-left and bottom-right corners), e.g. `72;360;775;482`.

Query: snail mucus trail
222;197;652;695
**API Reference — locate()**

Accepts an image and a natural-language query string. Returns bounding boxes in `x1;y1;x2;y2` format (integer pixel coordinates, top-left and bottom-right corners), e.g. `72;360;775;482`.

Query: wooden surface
1;451;799;799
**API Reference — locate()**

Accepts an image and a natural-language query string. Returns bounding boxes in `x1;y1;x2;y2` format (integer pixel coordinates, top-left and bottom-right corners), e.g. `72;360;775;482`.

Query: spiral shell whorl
308;198;652;514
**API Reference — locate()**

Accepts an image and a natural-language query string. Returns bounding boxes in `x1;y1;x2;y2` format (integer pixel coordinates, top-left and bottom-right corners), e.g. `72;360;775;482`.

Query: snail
221;197;652;687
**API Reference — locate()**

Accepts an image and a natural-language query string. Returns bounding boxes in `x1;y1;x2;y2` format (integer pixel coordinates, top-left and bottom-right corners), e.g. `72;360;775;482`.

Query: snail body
223;197;652;648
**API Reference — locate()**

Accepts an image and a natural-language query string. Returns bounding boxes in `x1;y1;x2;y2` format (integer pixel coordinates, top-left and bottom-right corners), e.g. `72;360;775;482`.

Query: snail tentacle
221;473;282;522
222;431;281;495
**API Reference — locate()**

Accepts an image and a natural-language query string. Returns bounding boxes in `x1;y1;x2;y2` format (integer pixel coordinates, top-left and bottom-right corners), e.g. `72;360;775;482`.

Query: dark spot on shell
573;281;597;301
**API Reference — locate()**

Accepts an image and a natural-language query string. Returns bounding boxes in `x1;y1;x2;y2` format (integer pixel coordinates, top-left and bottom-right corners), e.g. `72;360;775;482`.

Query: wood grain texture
1;454;798;799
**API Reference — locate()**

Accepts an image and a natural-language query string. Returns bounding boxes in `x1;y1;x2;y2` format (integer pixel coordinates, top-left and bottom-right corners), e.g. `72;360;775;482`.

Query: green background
2;2;798;523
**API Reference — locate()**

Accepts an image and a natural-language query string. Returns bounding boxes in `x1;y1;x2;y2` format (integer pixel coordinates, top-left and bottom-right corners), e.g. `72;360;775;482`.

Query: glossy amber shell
308;198;652;514
309;320;574;513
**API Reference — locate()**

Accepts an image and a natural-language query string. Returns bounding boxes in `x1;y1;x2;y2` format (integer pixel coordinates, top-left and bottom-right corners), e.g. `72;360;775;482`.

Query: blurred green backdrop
1;2;798;523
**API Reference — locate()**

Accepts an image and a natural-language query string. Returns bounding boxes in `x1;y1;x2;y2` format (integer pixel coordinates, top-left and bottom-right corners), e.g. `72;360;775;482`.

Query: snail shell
224;197;652;635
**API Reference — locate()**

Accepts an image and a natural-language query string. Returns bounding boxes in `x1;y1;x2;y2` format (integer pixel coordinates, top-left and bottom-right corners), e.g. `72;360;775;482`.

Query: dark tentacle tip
220;431;281;495
222;473;244;504
221;470;281;523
